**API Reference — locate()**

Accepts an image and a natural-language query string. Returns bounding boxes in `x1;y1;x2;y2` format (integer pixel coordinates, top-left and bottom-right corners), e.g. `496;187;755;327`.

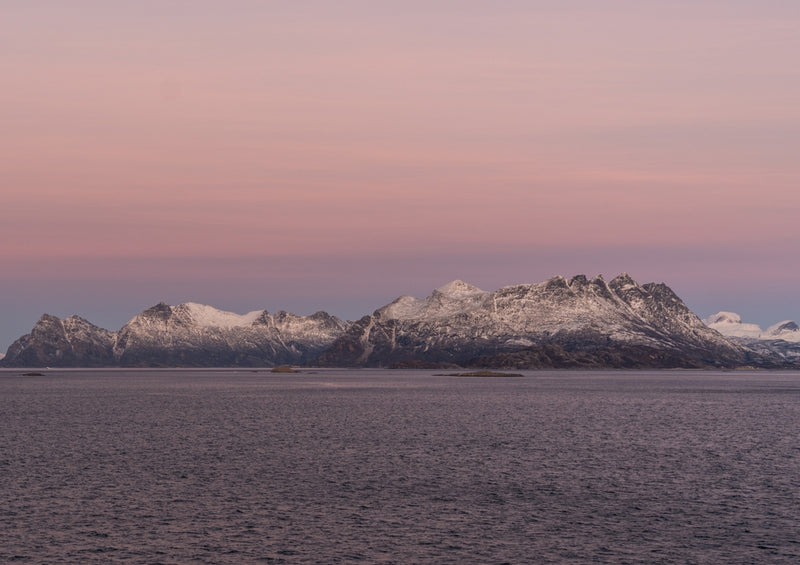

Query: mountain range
704;312;800;342
1;274;796;369
703;311;800;364
1;303;348;368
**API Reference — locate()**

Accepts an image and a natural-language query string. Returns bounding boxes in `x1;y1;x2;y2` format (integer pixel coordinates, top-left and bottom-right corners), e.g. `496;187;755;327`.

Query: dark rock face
772;321;799;333
314;274;777;369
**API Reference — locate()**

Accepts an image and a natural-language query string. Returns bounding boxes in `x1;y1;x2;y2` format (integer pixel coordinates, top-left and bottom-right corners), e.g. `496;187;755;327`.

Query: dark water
1;369;799;564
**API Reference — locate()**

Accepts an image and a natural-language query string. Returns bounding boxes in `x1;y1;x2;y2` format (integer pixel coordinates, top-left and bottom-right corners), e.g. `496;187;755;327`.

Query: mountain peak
141;302;173;317
543;275;570;292
568;274;588;287
703;311;763;339
610;272;637;289
764;320;800;342
377;281;488;321
770;320;799;332
434;280;485;298
704;311;742;325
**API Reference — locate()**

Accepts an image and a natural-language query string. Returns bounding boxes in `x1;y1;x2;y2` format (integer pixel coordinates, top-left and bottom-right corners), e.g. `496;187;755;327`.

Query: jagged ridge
1;275;791;369
315;274;769;369
2;303;350;367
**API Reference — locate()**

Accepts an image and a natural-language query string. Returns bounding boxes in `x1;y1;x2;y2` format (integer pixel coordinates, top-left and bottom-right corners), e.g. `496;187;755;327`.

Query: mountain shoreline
2;274;798;370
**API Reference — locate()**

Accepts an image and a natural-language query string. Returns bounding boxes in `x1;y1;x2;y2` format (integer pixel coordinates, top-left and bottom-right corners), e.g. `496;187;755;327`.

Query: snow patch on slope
379;295;425;320
178;303;263;329
435;280;486;299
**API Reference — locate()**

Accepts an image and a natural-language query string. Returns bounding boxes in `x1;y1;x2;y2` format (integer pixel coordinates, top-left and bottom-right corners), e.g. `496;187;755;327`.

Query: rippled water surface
2;369;799;563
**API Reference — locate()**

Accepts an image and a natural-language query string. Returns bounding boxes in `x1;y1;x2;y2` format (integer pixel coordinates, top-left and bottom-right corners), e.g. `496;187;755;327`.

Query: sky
2;0;799;350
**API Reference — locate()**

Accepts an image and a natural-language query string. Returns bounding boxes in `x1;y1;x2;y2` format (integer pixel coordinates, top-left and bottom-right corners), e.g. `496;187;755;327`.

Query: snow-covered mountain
3;314;115;367
2;277;794;369
1;303;349;367
316;274;766;369
704;311;800;363
703;312;763;339
704;312;800;342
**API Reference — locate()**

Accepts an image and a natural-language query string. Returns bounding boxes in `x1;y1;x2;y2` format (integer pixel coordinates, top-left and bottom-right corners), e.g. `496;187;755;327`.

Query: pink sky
2;1;800;348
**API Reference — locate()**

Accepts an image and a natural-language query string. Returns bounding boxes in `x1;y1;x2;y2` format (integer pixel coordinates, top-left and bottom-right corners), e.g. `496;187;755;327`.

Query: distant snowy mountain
704;311;800;363
704;312;800;342
1;303;349;367
703;312;763;339
764;320;800;342
316;274;769;369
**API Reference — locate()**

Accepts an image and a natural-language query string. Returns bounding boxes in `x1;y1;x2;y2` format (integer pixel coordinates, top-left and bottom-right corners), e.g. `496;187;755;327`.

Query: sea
1;369;798;564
